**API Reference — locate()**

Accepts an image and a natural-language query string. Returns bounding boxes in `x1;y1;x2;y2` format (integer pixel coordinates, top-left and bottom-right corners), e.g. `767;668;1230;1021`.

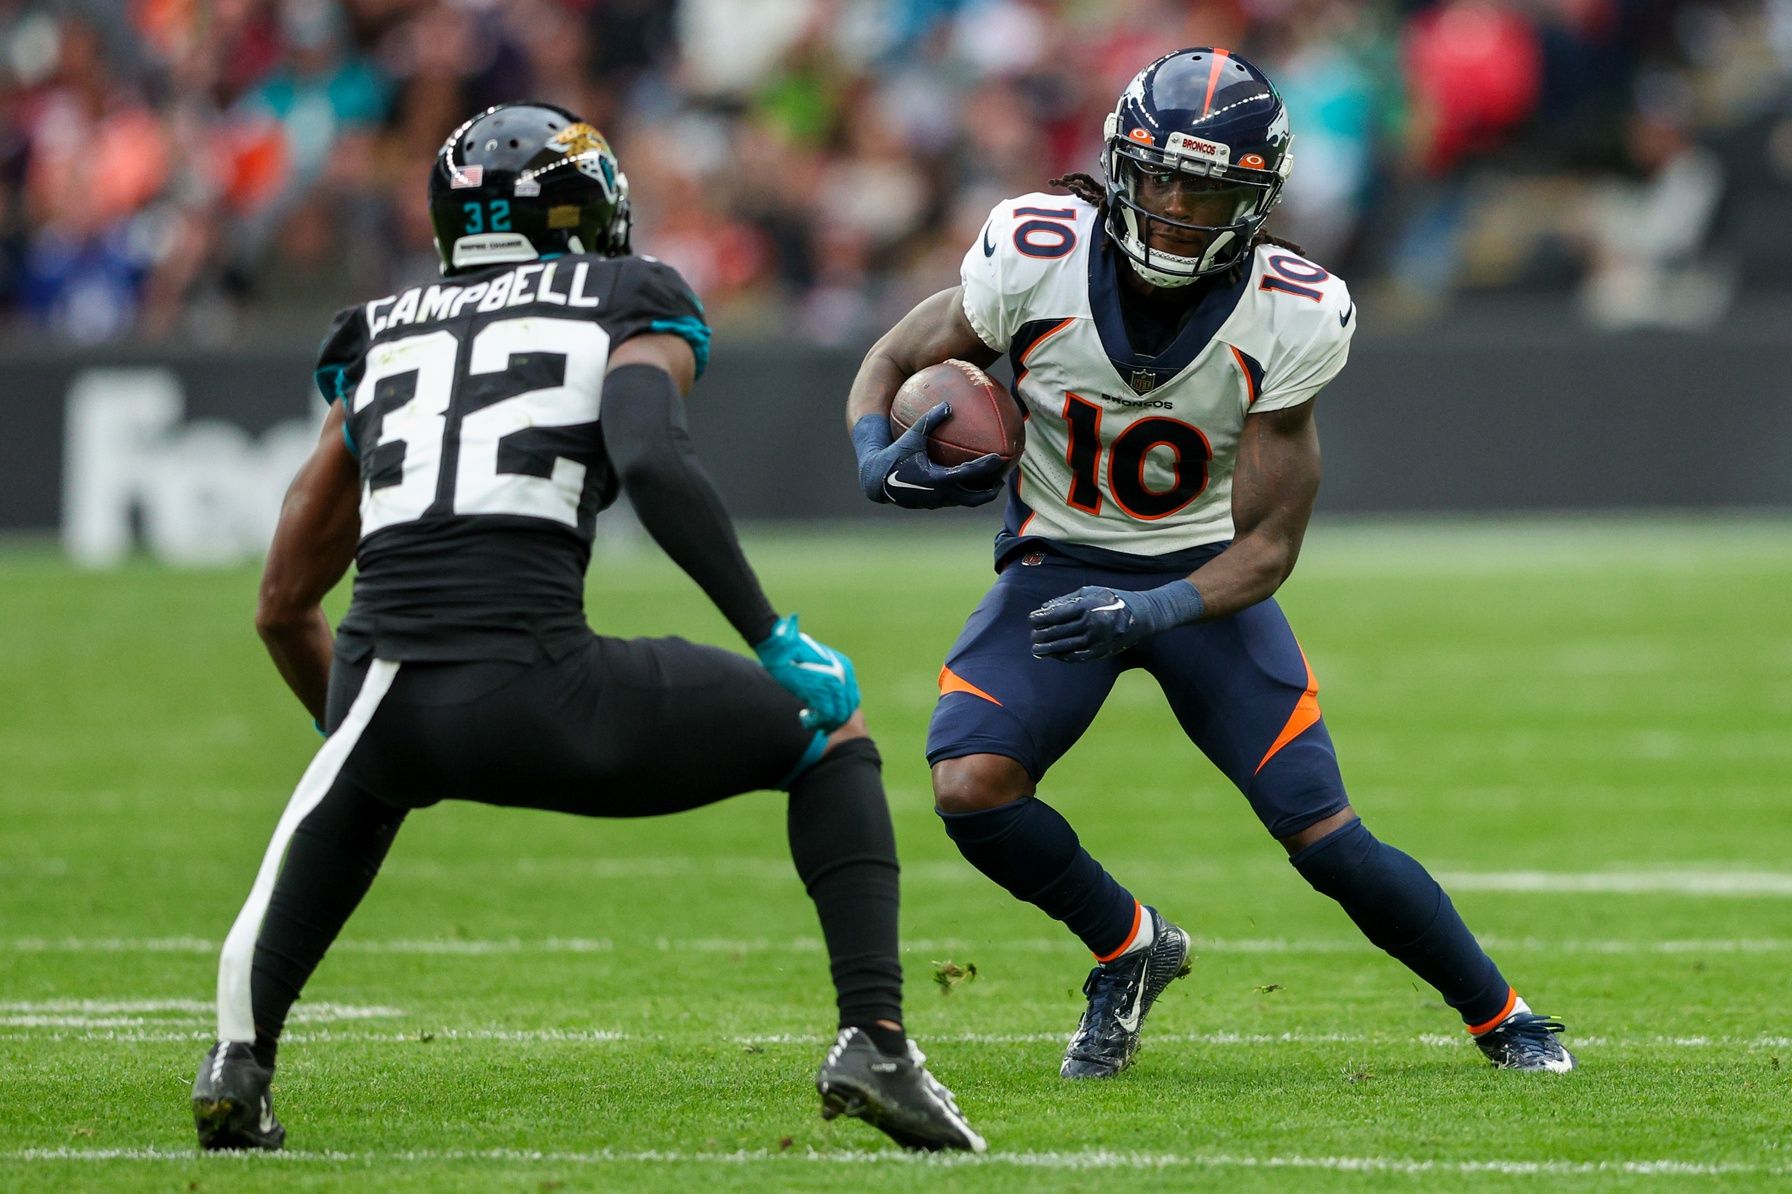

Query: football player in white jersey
845;49;1574;1078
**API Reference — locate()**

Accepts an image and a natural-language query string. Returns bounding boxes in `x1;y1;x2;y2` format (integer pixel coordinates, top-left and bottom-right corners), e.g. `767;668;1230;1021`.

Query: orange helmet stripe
1201;47;1231;117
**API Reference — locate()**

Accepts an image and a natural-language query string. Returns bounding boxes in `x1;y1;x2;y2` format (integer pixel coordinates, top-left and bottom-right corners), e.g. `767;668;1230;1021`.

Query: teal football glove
754;614;861;733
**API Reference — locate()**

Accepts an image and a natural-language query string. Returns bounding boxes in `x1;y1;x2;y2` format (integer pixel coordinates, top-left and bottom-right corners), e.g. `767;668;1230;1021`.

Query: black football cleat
1061;906;1192;1079
816;1027;987;1152
192;1042;285;1151
1474;1011;1577;1072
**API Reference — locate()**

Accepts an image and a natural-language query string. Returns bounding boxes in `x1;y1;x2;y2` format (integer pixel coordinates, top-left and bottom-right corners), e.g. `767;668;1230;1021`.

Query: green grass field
3;518;1790;1191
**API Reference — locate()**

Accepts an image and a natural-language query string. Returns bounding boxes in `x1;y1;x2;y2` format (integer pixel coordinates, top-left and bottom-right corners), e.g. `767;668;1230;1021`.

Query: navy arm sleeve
601;363;777;645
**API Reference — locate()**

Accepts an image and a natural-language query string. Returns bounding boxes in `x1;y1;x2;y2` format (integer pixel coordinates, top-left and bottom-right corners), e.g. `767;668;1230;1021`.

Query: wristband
1132;580;1206;631
851;414;896;502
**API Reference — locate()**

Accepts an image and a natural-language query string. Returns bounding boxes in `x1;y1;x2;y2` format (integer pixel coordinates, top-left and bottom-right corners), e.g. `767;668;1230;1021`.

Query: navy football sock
939;795;1139;958
1290;818;1510;1026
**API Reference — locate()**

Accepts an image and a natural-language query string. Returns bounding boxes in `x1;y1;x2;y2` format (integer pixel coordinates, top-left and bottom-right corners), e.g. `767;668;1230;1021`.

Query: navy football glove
754;614;861;733
851;406;1005;509
1028;581;1206;663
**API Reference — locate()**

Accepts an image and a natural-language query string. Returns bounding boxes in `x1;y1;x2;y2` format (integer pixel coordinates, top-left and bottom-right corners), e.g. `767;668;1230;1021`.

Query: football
889;360;1025;468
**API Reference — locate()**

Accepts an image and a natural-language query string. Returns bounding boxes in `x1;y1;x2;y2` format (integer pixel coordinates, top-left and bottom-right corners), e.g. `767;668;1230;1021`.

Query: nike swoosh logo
794;655;846;682
885;476;934;492
982;223;996;257
1116;974;1148;1033
1339;302;1355;328
1090;599;1127;614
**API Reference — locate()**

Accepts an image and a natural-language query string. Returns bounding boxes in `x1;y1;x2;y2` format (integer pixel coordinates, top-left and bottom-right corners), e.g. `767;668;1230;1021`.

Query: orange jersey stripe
938;665;1002;707
1254;648;1321;775
1022;316;1075;368
1229;344;1258;406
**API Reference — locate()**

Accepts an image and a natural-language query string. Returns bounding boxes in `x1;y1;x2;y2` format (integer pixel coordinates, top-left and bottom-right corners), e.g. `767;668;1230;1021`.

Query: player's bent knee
1277;805;1358;855
1286;815;1379;899
781;713;876;790
824;709;870;752
931;753;1034;814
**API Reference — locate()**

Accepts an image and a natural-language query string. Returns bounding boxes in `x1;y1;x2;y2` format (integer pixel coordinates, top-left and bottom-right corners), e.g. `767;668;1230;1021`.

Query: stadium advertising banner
1;353;323;566
3;334;1788;566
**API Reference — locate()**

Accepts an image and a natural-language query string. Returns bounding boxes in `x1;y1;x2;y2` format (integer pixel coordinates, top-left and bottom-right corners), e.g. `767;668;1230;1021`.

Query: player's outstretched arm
603;334;859;731
845;286;1006;508
1030;399;1321;662
256;402;360;722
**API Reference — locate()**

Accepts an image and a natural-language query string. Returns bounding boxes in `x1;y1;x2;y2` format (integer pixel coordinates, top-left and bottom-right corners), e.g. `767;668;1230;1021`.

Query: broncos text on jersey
961;193;1354;565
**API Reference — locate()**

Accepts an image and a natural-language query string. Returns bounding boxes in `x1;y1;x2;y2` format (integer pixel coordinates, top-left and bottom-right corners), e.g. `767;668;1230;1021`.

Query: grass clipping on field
931;959;977;993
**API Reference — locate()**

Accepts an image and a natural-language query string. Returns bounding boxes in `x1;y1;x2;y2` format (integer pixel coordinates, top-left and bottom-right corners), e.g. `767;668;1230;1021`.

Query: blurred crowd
1;0;1788;346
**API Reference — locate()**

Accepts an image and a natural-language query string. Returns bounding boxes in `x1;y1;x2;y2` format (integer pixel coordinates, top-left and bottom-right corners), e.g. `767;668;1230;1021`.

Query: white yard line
2;1146;1784;1177
29;853;1792;895
0;859;68;876
0;999;401;1018
4;1024;1786;1049
0;1000;403;1030
8;934;1792;956
1439;870;1792;896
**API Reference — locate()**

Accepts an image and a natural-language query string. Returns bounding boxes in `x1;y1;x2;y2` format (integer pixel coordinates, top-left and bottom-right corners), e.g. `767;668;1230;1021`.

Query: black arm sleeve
602;363;778;645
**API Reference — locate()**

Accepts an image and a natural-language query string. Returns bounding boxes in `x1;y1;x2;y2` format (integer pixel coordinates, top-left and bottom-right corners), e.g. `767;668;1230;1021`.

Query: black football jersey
312;253;709;661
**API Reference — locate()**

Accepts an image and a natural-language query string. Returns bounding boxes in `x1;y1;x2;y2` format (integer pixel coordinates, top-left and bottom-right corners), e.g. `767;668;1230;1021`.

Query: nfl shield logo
1129;368;1159;395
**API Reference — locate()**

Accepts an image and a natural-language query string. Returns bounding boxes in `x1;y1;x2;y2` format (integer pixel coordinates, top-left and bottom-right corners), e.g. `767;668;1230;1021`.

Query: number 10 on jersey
1061;393;1212;521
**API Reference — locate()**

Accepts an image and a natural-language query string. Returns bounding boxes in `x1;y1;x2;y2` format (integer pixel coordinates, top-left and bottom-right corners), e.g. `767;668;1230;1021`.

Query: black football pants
218;633;902;1065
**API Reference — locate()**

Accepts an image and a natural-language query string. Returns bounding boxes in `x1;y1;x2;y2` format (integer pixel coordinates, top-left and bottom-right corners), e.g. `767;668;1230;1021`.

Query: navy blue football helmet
1100;49;1293;285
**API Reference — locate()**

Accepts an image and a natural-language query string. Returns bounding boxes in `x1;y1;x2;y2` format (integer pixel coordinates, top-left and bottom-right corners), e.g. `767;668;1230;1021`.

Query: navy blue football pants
926;549;1348;838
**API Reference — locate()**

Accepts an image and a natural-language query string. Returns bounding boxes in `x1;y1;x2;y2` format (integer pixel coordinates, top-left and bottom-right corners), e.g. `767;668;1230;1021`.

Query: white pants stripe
215;660;401;1043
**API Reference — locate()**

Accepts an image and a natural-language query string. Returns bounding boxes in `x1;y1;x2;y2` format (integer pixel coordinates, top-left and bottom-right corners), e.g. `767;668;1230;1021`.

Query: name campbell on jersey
961;192;1354;564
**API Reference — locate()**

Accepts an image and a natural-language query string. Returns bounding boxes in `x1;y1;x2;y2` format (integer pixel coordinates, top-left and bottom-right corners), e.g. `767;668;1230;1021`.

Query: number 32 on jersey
352;317;609;536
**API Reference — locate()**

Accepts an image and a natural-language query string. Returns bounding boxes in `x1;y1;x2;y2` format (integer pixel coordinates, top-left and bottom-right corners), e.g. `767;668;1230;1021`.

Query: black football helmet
428;102;630;275
1100;49;1293;285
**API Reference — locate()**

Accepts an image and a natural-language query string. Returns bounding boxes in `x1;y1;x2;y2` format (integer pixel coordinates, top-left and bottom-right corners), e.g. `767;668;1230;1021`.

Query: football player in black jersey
190;103;984;1155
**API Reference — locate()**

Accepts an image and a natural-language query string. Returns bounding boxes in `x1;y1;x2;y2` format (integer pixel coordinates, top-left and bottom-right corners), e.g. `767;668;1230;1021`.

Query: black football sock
248;780;408;1069
939;795;1140;959
785;738;905;1045
1290;817;1511;1026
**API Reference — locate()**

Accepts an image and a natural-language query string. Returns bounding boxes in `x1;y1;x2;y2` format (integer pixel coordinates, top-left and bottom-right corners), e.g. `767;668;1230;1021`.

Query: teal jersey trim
313;364;348;404
315;364;356;454
650;316;711;379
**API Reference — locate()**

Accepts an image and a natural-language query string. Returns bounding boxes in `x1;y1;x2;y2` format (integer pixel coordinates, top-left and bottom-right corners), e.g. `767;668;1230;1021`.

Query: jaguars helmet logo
547;122;620;196
550;122;608;156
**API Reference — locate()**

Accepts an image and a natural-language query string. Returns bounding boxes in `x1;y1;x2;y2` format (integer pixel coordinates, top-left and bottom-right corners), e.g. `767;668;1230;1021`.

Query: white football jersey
961;193;1354;561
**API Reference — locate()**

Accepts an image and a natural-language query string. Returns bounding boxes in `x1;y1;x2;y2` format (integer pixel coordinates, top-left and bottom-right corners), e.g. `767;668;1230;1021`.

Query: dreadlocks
1047;172;1307;261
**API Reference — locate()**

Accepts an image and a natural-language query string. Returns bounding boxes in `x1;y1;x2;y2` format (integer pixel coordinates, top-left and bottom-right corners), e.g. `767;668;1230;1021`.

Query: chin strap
1109;206;1243;287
